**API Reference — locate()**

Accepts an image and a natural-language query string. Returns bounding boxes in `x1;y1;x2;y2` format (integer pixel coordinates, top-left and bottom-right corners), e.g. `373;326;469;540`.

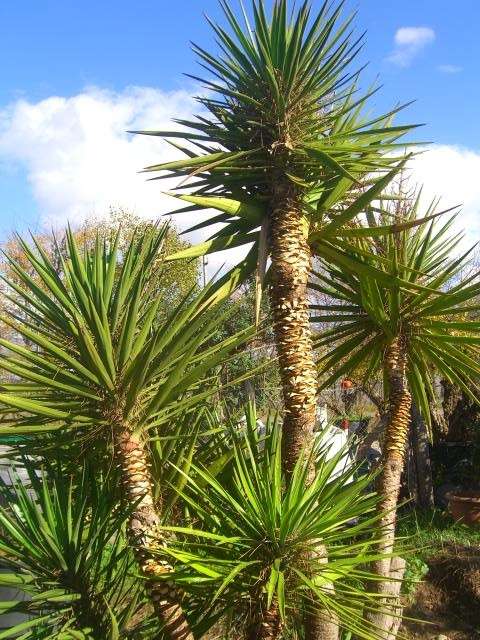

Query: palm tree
0;225;254;640
136;0;415;478
309;195;480;638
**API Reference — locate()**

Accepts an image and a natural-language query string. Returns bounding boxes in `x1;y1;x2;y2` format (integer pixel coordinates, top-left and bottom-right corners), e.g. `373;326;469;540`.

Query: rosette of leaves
0;460;148;639
151;404;390;640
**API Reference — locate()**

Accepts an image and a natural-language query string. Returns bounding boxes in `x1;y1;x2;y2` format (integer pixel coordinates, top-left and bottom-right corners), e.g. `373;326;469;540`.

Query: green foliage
0;224;254;441
134;0;416;300
0;460;149;639
401;557;429;600
209;282;282;414
0;210;200;336
397;508;480;601
397;508;480;558
151;404;391;639
77;209;200;310
138;0;413;192
310;194;480;423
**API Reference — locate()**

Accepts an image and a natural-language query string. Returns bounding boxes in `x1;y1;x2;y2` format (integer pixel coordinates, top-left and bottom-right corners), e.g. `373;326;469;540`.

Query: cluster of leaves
310;192;480;426
0;211;200;343
152;404;389;639
0;224;254;441
208;281;282;414
0;461;150;639
136;0;417;320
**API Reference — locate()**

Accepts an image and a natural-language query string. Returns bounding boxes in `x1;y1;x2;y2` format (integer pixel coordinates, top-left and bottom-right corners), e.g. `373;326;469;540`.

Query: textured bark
114;425;194;640
365;557;406;640
405;427;418;505
365;337;411;639
305;544;339;640
247;604;282;640
305;613;339;640
268;181;338;640
269;181;318;479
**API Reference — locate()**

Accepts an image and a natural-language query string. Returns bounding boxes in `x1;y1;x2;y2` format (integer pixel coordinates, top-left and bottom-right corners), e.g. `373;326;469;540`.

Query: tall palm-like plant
310;196;480;638
0;225;254;640
136;0;416;476
153;403;388;640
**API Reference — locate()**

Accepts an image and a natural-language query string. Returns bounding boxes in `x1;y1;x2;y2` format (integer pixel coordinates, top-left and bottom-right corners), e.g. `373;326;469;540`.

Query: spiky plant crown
140;0;416;199
310;194;480;422
153;405;389;639
0;225;254;442
134;1;419;297
0;462;149;638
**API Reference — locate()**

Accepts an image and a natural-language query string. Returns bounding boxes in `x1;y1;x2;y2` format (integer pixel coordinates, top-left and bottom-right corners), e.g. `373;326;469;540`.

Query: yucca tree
0;461;147;639
136;0;416;478
0;225;254;640
152;403;389;640
310;196;480;638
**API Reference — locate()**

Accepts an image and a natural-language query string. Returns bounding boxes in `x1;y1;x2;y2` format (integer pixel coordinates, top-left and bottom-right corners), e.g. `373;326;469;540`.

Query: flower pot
446;490;480;526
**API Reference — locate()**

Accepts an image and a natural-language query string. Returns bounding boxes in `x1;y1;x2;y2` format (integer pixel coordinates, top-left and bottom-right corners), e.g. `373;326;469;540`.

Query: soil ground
400;543;480;639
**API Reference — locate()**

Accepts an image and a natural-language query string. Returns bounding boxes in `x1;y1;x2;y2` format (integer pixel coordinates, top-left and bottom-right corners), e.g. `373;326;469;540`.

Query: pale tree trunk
411;403;434;509
364;336;411;639
268;181;339;640
305;544;340;640
114;424;194;640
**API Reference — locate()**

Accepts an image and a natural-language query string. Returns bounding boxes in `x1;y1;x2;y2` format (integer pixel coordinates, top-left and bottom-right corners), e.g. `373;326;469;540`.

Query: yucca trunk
247;604;282;640
73;585;111;638
113;423;194;640
269;181;318;478
305;603;340;640
365;336;411;639
305;543;340;640
269;180;339;640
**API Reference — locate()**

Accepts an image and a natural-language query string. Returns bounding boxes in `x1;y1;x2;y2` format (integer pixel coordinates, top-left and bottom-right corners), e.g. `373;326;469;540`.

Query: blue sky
0;0;479;251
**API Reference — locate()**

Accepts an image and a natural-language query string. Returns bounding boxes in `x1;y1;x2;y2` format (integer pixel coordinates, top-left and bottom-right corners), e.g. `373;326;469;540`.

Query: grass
397;507;480;599
397;507;480;558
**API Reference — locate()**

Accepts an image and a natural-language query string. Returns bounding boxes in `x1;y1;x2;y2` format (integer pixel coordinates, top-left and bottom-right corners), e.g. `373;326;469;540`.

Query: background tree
0;209;200;340
212;281;282;415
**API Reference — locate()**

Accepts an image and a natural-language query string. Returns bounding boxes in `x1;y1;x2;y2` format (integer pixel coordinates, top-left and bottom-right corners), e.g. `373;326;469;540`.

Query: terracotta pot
340;378;353;390
446;490;480;526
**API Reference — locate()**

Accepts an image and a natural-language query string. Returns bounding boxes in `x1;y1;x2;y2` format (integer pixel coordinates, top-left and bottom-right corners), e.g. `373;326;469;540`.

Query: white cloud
0;86;249;275
437;64;462;74
0;87;479;276
387;27;435;67
411;145;480;249
0;86;194;226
